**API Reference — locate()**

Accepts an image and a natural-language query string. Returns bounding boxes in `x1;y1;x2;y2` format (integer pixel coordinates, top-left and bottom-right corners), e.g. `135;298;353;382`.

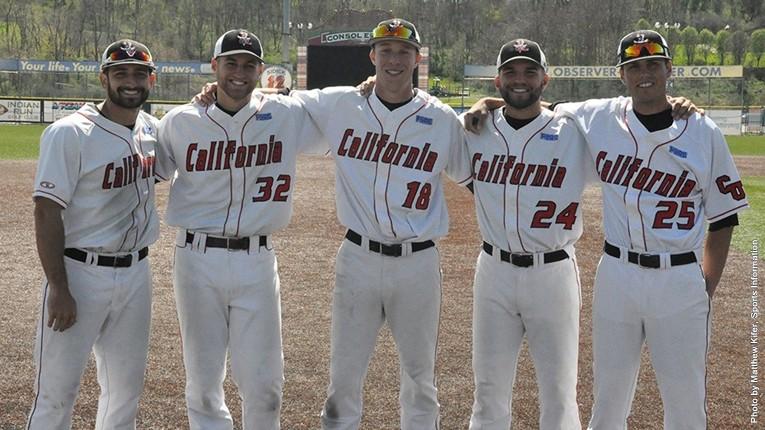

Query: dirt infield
1;156;761;429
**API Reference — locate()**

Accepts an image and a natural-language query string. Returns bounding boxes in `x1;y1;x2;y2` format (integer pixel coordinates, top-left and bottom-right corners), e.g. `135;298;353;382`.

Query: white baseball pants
321;239;441;430
26;255;152;430
173;231;283;430
469;248;581;430
588;254;710;430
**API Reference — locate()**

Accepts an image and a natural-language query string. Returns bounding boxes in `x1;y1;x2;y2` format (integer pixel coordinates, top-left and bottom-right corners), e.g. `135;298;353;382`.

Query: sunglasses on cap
371;22;414;41
107;48;153;63
622;41;667;60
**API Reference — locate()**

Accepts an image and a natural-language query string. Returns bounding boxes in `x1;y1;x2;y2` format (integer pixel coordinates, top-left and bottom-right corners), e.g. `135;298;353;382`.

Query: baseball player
28;39;160;429
290;18;472;429
559;30;748;429
458;39;594;430
156;29;322;430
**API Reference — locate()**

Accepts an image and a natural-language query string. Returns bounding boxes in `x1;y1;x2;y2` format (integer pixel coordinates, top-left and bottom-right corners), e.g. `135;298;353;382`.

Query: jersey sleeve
555;98;621;136
703;122;749;222
156;112;179;181
445;112;473;185
278;95;328;155
291;87;355;130
33;123;81;208
452;112;478;187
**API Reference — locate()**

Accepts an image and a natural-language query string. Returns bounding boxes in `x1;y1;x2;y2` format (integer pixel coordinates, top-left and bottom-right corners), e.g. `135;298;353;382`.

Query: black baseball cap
100;39;155;71
497;39;548;71
616;30;671;67
369;18;421;49
213;29;263;61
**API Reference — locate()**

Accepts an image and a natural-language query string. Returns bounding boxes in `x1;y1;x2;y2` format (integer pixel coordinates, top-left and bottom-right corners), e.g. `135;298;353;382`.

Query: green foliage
732;176;764;253
635;18;651;30
680;26;699;64
698;29;716;64
751;29;765;67
716;29;732;65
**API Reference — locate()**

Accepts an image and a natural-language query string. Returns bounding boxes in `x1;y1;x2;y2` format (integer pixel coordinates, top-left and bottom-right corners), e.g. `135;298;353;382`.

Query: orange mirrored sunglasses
108;48;152;63
622;41;666;59
371;23;414;40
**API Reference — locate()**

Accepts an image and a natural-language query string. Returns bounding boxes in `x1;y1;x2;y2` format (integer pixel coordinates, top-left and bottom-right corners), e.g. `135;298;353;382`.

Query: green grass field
1;124;762;160
733;176;764;252
0;124;45;159
726;135;765;156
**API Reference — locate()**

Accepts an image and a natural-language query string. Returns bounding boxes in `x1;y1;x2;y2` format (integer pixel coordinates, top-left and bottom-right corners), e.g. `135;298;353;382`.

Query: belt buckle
638;253;658;268
381;243;402;257
511;253;533;267
112;254;131;267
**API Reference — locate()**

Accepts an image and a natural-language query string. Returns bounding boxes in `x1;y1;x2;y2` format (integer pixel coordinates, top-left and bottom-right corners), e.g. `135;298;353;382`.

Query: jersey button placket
373;128;395;238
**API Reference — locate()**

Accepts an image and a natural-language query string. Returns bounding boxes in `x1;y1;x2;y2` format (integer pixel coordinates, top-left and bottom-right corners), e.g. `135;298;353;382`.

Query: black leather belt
482;242;568;267
64;247;148;268
345;229;435;257
186;231;267;250
604;241;697;269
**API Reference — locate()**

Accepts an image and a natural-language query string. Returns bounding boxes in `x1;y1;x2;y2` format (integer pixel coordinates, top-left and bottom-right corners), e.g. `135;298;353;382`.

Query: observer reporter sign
464;65;744;79
548;65;743;79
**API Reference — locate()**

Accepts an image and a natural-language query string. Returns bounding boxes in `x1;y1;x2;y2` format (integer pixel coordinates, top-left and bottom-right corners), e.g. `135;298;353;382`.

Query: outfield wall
0;96;760;135
0;98;185;123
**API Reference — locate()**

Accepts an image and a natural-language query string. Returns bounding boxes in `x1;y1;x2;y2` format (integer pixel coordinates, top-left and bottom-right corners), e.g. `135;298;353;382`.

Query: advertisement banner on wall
43;100;87;122
0;100;41;122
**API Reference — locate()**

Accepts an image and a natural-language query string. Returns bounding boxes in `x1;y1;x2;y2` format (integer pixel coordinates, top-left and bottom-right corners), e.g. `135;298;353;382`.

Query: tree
750;29;765;67
729;30;749;65
680;26;698;64
635;18;651;30
698;28;715;64
739;0;763;22
715;29;731;65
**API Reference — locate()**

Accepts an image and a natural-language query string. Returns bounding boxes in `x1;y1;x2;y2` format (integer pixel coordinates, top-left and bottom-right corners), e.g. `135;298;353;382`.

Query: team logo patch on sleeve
416;115;433;125
669;146;687;158
143;124;154;135
540;133;559;141
39;181;56;189
256;113;272;121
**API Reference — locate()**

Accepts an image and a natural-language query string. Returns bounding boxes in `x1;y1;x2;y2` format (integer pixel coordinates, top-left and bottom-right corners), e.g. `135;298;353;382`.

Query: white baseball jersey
559;97;749;253
292;87;473;243
459;108;595;252
157;93;323;236
33;103;160;253
29;103;156;429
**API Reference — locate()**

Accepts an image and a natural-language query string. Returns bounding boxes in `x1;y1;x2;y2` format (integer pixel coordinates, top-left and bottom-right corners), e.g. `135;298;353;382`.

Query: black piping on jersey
623;103;689;251
26;281;49;429
366;97;386;234
387;101;429;239
236;95;265;237
34;189;68;208
492;112;556;253
135;123;152;241
77;111;142;251
204;106;234;236
204;95;264;237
